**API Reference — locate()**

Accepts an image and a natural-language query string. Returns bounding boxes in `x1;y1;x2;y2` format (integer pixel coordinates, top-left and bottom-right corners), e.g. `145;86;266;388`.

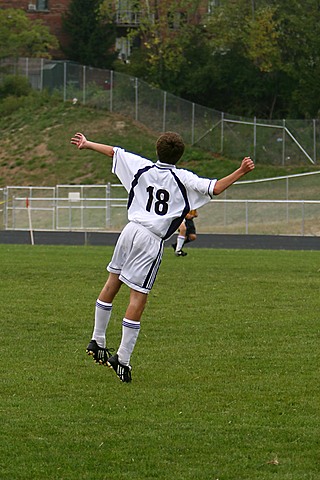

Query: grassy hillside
0;95;318;187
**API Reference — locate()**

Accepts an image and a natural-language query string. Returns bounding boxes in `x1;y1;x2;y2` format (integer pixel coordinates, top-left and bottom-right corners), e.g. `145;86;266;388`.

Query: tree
107;0;320;118
0;9;58;59
200;0;320;117
273;0;320;117
62;0;117;68
105;0;289;116
102;0;203;92
200;1;286;117
205;2;283;73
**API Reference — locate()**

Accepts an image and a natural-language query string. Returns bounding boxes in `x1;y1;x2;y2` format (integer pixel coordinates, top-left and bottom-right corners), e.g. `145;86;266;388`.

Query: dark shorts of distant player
185;218;196;236
107;222;164;294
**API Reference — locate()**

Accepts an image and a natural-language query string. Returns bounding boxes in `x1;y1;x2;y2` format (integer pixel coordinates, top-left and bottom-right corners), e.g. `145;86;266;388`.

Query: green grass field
1;245;319;480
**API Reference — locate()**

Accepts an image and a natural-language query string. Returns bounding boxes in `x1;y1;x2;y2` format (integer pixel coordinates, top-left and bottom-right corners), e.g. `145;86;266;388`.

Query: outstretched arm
213;156;255;195
70;132;114;157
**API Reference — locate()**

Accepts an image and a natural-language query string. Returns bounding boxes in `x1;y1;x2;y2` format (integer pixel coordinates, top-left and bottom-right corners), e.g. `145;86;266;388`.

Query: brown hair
156;132;185;164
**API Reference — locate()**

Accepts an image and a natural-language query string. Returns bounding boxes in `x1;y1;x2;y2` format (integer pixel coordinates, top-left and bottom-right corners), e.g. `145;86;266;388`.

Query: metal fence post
4;188;8;230
52;193;55;230
110;70;114;112
106;183;111;227
221;112;224;154
82;65;86;105
253;116;257;162
163;91;167;133
63;62;67;102
313;119;317;164
191;103;195;145
68;197;72;229
81;185;84;229
286;177;289;223
282;119;286;166
135;77;138;121
245;200;249;234
55;186;59;230
12;196;16;230
40;58;44;91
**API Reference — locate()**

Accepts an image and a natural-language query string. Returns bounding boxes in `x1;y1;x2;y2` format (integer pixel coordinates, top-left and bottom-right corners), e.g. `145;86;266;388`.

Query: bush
0;95;24;116
0;75;32;99
0;88;61;116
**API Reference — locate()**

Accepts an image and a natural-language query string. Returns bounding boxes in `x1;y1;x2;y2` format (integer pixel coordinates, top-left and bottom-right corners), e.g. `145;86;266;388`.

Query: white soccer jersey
112;147;217;240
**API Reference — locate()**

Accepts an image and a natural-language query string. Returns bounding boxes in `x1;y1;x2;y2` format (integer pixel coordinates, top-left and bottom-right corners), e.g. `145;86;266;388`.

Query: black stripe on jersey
208;179;214;198
127;165;154;210
163;170;190;241
127;164;190;240
142;240;164;290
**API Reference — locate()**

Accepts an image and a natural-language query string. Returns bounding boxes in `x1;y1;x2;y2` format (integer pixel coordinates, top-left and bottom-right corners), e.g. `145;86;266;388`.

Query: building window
167;11;187;30
115;0;140;25
28;1;48;11
37;0;48;10
116;37;132;62
208;0;219;14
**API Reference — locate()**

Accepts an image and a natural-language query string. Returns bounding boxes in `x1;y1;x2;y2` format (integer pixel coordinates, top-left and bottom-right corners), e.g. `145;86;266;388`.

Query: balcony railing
115;10;154;26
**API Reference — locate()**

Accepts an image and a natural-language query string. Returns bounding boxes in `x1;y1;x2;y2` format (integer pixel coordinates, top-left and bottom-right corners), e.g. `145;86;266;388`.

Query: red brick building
0;0;70;58
0;0;216;60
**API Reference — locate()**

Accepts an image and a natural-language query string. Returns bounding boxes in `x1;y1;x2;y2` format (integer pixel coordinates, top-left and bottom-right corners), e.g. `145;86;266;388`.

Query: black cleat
107;354;132;383
172;243;187;257
86;339;112;365
174;249;187;257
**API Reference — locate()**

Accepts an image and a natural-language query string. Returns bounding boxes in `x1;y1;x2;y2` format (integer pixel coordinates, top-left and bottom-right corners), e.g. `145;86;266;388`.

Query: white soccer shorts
107;222;164;294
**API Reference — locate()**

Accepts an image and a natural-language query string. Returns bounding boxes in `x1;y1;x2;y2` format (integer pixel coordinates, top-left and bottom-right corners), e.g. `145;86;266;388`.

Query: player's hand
240;156;255;173
70;132;87;149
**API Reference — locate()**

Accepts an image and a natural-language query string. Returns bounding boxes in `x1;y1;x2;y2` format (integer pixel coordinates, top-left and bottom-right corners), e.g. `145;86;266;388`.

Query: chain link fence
1;58;319;237
1;57;319;166
4;184;127;231
2;173;320;236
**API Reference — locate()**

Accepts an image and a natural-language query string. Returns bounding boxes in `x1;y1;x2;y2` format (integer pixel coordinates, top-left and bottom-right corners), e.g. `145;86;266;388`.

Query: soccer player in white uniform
71;131;255;382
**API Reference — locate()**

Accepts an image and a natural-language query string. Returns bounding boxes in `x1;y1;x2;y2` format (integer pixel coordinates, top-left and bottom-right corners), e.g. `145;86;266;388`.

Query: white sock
92;299;112;348
117;318;141;366
176;235;185;251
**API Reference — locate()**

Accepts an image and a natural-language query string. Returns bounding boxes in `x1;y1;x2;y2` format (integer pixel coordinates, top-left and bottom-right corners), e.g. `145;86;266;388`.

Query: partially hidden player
172;209;198;257
70;131;255;382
